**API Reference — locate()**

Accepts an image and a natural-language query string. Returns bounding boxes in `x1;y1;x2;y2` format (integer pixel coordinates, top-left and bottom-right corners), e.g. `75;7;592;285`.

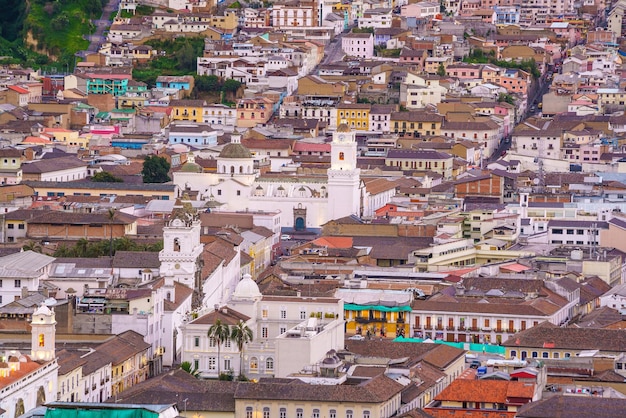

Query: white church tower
327;123;361;221
31;304;56;361
159;197;204;295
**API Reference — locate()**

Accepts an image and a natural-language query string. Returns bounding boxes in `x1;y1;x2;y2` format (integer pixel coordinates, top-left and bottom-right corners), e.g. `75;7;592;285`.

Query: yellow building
210;12;238;31
339;289;412;338
338;103;371;131
170;99;207;123
390;111;444;137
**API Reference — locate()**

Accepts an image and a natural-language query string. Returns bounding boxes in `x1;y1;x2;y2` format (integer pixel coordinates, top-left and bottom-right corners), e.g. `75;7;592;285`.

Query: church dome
233;273;262;299
180;161;203;173
219;142;251;159
337;123;351;133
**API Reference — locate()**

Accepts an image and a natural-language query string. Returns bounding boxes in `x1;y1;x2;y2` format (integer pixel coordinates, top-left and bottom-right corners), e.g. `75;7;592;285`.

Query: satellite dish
533;178;540;185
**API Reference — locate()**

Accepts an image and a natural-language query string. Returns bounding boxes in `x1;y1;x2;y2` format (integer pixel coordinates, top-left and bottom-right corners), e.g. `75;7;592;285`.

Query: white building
173;127;379;230
0;304;59;418
0;251;55;307
181;274;344;378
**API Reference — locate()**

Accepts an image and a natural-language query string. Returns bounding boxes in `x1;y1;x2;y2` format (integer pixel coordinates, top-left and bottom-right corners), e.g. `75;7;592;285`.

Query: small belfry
327;122;361;221
30;304;56;361
159;195;203;292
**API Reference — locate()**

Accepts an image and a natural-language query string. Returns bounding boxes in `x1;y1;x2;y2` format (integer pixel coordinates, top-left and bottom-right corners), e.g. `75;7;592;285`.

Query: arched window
263;407;270;418
339;152;345;160
173;238;181;252
230;166;235;174
266;357;274;370
38;334;45;347
250;357;258;370
239;166;243;173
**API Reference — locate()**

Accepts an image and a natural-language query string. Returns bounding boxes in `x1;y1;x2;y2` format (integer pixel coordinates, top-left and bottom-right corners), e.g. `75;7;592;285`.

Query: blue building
168;122;218;148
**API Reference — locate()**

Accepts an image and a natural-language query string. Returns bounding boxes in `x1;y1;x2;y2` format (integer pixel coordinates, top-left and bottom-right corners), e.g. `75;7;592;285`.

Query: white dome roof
33;304;53;316
233;274;262;299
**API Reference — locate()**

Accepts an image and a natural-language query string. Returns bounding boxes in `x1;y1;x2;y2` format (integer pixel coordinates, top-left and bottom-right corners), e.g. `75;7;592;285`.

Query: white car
348;335;365;341
280;234;292;240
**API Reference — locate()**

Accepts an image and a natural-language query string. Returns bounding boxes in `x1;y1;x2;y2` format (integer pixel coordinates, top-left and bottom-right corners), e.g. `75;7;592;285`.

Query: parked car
469;360;482;369
348;335;365;341
280;234;292;240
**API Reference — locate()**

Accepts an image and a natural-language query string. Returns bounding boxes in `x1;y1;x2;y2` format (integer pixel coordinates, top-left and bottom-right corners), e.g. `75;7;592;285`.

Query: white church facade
173;125;388;230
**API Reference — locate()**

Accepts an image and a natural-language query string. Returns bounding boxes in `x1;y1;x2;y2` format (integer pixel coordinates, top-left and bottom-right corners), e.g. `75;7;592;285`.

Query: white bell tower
31;304;56;361
327;123;361;221
159;197;204;293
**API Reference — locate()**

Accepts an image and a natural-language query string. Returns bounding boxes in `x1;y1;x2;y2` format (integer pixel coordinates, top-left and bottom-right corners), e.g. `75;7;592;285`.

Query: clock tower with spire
327;123;361;221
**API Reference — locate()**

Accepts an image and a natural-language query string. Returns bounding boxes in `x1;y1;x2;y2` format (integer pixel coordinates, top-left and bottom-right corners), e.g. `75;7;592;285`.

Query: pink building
342;33;374;59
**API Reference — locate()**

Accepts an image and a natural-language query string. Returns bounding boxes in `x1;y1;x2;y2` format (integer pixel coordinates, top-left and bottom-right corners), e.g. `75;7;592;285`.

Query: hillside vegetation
0;0;106;67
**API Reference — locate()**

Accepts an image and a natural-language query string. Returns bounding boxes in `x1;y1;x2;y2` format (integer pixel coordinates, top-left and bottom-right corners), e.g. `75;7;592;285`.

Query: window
262;308;268;319
194;359;199;370
246;407;253;418
225;339;231;348
363;411;370;418
266;357;274;370
510;350;517;358
250;357;258;370
224;359;231;370
261;327;268;338
346;410;353;418
330;410;336;418
194;337;200;347
280;308;287;319
38;334;45;347
554;352;560;359
209;337;216;347
14;279;20;288
208;357;216;370
279;327;286;335
296;409;303;418
532;351;538;358
300;310;306;319
313;409;320;418
542;352;549;358
263;407;270;418
280;408;286;418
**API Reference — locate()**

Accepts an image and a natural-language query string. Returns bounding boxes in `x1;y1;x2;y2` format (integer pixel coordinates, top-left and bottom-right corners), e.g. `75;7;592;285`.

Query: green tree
22;241;42;253
92;171;123;182
230;320;253;379
498;93;515;105
436;63;447;77
208;319;231;378
141;155;170;183
175;40;197;73
180;361;200;378
222;79;242;94
107;209;116;258
194;75;222;92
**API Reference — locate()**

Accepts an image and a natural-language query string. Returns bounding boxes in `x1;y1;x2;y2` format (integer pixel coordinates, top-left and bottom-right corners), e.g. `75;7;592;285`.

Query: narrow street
77;0;120;58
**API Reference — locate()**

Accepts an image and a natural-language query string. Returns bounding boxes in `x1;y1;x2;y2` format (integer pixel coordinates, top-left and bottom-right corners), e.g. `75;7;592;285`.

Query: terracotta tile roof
113;251;160;268
502;321;626;352
96;330;151;366
108;369;237;412
191;307;250;326
234;374;403;403
434;379;510;403
516;395;626;418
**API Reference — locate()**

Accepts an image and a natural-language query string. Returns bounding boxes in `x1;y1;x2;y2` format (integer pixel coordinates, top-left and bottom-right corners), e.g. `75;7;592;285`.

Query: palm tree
107;209;116;258
207;318;230;378
22;241;42;253
231;320;253;379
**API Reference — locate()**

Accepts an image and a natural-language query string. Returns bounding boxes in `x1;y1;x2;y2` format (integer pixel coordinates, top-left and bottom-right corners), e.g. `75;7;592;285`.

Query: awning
344;303;411;312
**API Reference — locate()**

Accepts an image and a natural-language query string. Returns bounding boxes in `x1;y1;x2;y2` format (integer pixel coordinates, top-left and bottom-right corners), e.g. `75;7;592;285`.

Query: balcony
446;326;456;331
468;327;480;332
435;326;444;331
355;317;387;324
92;384;97;390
